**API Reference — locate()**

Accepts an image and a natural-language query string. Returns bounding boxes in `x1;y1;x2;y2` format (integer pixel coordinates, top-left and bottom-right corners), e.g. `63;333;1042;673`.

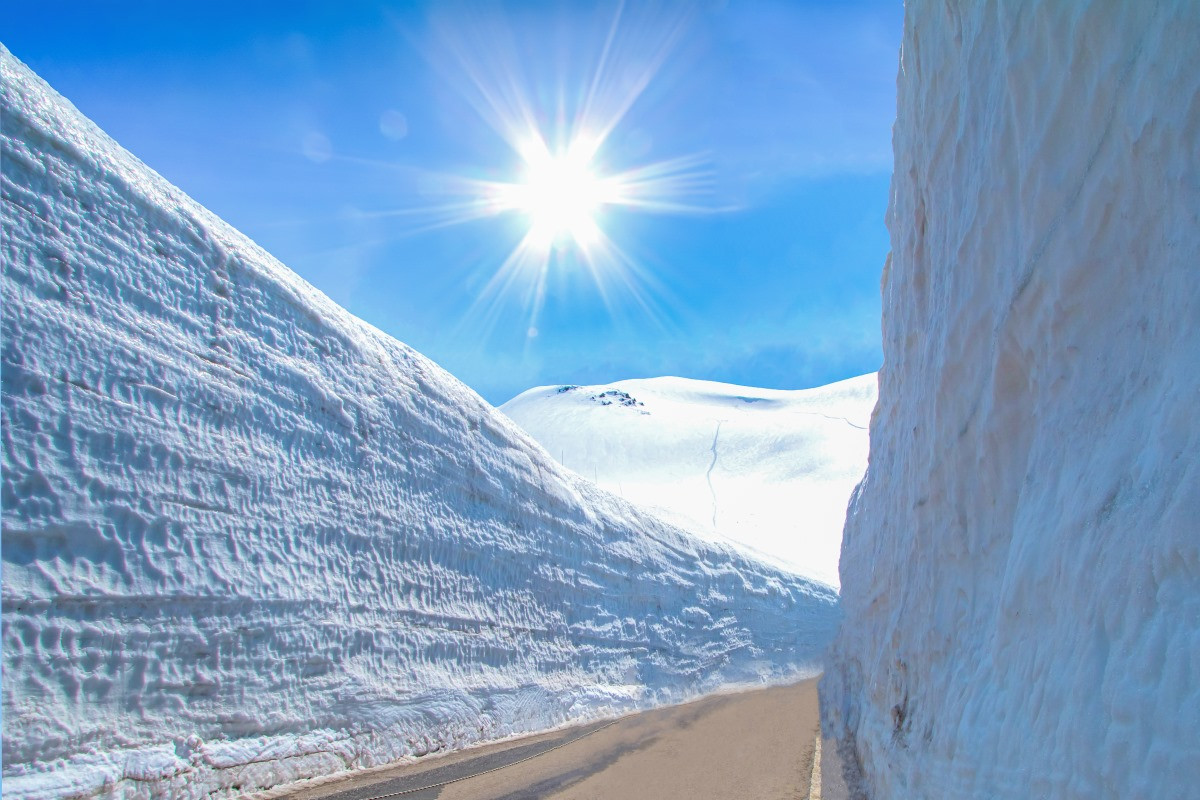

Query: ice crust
0;49;838;799
501;374;876;589
824;2;1200;797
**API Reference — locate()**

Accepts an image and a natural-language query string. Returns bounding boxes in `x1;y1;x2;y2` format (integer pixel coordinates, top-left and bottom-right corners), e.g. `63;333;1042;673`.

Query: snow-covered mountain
0;49;838;800
501;375;876;588
824;2;1200;797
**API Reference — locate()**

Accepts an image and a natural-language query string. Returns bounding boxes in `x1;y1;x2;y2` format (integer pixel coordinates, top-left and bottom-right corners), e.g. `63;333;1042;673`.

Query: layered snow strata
502;375;876;588
823;1;1200;797
0;49;838;800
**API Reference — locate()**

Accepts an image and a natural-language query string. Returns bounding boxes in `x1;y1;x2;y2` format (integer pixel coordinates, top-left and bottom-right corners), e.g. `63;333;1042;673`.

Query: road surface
276;677;856;800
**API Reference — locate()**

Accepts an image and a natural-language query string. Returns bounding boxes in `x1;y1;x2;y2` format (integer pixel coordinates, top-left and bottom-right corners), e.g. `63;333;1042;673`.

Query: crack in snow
706;420;724;529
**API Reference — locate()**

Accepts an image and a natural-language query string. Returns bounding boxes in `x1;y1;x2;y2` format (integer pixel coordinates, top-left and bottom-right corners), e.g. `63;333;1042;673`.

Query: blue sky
4;1;901;405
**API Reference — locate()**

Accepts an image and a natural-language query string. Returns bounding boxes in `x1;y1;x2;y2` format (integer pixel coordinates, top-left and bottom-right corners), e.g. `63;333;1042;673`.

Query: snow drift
501;375;875;589
0;49;838;799
824;1;1200;797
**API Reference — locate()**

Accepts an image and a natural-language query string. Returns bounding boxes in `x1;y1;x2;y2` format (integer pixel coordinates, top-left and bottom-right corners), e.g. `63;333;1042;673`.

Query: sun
393;4;714;339
464;124;705;336
496;140;616;251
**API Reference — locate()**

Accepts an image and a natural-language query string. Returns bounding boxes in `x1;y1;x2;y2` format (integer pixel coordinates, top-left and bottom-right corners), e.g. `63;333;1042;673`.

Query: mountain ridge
501;372;876;588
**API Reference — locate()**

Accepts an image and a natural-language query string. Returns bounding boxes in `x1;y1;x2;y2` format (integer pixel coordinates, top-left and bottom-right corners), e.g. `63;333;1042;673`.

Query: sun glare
498;142;616;250
403;4;710;338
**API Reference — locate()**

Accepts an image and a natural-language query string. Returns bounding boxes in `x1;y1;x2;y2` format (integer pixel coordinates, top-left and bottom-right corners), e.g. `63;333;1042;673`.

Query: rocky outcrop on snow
823;2;1200;797
0;49;837;799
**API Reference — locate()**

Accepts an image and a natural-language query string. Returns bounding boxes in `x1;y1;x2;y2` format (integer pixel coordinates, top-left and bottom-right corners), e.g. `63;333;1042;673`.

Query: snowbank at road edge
824;2;1200;797
0;48;838;799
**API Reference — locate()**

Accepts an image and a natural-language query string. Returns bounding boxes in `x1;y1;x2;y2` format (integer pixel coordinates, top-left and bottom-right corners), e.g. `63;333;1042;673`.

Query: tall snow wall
0;50;838;799
824;2;1200;797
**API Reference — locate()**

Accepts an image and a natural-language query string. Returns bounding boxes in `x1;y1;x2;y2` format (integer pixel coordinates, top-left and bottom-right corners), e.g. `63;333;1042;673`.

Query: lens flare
341;4;721;339
490;136;624;251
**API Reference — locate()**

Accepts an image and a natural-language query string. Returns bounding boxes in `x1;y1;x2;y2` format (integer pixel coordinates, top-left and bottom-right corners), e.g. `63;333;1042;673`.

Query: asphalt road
276;678;842;800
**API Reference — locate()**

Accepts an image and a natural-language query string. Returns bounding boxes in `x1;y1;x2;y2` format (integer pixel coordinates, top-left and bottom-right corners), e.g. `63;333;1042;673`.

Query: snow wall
823;2;1200;797
0;49;838;799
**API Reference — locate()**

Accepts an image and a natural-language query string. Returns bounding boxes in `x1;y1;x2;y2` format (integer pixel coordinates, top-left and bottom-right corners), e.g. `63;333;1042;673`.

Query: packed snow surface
824;1;1200;797
0;49;839;799
501;375;876;588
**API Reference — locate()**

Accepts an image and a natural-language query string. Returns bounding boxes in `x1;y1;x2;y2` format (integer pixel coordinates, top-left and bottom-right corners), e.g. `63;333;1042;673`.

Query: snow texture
502;375;876;589
0;49;838;799
823;2;1200;797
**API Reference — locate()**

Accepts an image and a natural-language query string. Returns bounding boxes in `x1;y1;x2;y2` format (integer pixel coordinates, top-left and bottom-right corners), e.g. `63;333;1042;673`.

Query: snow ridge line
789;410;868;431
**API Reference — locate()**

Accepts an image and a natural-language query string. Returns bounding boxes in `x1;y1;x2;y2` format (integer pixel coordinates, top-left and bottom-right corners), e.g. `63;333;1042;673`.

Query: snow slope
823;2;1200;797
501;375;875;588
0;48;838;799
